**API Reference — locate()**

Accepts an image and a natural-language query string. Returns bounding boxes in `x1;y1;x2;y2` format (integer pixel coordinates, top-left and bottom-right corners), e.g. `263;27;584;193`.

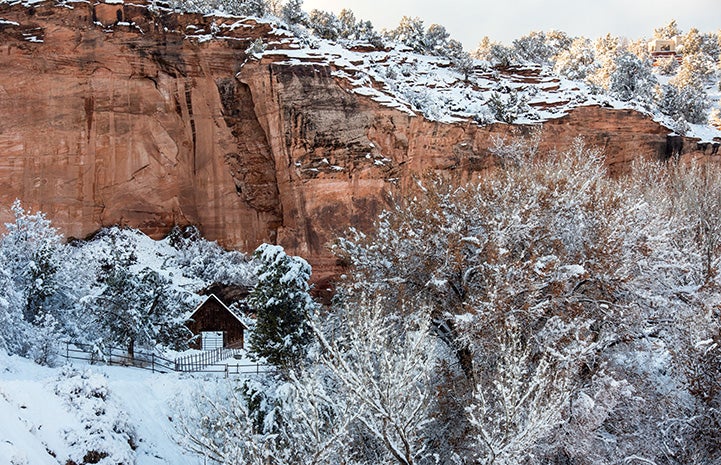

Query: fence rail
60;341;270;378
174;347;242;372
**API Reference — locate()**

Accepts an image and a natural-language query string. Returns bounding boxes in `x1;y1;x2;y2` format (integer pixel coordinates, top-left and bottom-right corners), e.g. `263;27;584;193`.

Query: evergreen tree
654;19;682;40
355;19;383;47
553;37;596;80
337;8;357;39
307;9;340;40
676;83;711;124
608;51;657;104
280;0;307;26
423;23;450;55
655;56;680;75
89;232;190;357
447;38;474;80
473;37;518;67
0;200;63;326
674;52;716;89
513;30;553;65
488;89;530;123
247;244;315;370
680;27;703;55
386;16;426;53
0;265;27;356
586;33;621;91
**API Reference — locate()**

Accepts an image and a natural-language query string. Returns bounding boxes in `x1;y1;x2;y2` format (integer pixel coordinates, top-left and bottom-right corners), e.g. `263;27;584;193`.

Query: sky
302;0;721;49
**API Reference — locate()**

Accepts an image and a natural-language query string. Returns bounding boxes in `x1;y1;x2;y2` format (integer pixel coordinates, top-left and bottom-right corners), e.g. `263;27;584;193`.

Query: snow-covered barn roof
188;294;249;329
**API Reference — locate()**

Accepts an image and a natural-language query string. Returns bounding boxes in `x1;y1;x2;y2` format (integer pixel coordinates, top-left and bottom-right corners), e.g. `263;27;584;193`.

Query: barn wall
187;299;245;349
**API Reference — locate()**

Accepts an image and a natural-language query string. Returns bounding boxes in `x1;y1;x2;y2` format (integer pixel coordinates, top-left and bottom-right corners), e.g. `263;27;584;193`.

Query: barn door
201;331;224;350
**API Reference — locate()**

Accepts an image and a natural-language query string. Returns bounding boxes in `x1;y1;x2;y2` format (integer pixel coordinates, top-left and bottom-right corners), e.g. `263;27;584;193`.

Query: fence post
152;354;155;373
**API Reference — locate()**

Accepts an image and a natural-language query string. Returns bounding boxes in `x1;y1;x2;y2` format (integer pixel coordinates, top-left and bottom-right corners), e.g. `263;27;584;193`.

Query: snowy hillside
2;1;718;140
0;351;220;465
255;37;721;141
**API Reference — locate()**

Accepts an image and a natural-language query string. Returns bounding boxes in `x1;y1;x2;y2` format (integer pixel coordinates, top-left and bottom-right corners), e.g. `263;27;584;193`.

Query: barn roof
188;294;250;329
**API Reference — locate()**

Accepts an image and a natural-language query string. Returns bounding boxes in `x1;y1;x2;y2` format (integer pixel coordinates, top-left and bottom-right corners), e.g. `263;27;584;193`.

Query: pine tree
674;52;716;89
337;8;357;39
681;27;703;55
247;244;315;370
0;201;63;325
554;37;596;80
423;23;450;55
307;9;340;40
89;232;190;357
474;37;518;67
586;33;621;91
446;38;474;81
513;30;552;65
280;0;307;26
608;51;657;104
654;19;682;40
386;16;426;53
488;89;530;123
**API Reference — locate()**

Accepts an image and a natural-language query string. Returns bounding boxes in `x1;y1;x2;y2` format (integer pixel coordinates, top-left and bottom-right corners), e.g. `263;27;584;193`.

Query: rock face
0;1;711;279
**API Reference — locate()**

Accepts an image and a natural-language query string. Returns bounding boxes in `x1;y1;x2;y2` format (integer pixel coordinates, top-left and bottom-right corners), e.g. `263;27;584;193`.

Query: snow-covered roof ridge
188;293;250;329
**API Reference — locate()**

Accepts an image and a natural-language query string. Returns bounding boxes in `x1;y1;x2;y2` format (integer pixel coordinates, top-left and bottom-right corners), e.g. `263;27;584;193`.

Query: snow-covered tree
0;201;66;363
586;33;621;91
307;9;340;41
337;8;356;39
545;30;573;57
279;0;307;26
0;265;27;356
668;163;721;283
386;16;426;53
654;19;682;40
169;225;256;286
0;200;63;326
177;379;283;465
354;19;383;47
655;55;680;75
247;244;315;370
465;317;575;464
473;36;518;67
446;38;474;80
608;51;657;104
674;51;716;89
657;81;711;125
487;89;530;123
313;296;438;465
553;37;596;80
422;23;450;55
87;231;191;357
221;0;267;16
513;30;553;65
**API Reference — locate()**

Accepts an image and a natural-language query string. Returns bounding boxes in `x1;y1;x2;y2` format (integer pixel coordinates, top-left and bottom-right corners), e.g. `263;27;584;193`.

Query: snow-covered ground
0;350;256;465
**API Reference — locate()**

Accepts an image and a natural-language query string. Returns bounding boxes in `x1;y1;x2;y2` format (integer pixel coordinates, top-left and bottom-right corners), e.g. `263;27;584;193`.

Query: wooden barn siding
187;299;245;349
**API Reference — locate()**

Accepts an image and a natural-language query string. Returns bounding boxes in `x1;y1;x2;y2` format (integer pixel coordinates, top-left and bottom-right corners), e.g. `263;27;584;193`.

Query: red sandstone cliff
0;1;715;278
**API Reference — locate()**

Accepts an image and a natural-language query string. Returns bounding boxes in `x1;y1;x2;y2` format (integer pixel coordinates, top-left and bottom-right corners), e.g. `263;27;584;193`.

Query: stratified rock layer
0;1;705;278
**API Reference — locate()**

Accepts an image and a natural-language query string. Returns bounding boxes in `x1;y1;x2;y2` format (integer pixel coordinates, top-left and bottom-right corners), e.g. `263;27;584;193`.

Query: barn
186;294;249;350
